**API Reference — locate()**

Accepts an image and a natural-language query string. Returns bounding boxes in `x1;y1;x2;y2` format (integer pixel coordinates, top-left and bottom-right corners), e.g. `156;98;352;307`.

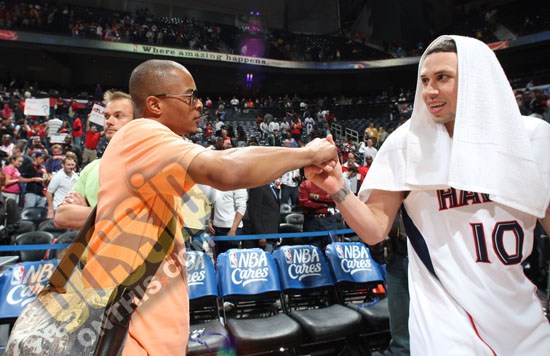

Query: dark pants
386;254;410;356
213;226;242;259
303;214;337;250
280;184;299;207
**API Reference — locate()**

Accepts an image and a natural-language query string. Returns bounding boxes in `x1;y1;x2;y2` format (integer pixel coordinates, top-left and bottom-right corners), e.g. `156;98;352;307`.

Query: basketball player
306;35;550;355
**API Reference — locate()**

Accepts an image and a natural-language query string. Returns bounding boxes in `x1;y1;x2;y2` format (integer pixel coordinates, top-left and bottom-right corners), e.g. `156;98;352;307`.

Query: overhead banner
24;98;50;116
2;30;549;71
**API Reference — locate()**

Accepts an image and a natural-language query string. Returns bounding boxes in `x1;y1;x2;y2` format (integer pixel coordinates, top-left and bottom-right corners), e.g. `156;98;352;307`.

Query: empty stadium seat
217;248;302;355
14;231;54;262
325;242;390;348
54;230;78;259
186;251;229;356
38;219;70;238
285;213;304;226
273;245;365;354
20;207;48;229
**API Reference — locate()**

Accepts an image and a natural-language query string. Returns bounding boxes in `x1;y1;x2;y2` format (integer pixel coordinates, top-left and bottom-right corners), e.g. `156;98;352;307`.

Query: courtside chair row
187;242;390;356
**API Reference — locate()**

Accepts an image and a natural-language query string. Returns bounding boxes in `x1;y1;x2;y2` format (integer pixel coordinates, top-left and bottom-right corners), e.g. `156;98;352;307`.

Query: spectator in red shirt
82;116;103;166
290;118;303;144
30;120;46;140
72;115;83;147
298;179;337;250
205;121;213;137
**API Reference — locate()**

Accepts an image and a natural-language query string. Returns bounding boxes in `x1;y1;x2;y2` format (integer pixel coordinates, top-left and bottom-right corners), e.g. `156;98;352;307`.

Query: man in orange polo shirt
82;59;338;355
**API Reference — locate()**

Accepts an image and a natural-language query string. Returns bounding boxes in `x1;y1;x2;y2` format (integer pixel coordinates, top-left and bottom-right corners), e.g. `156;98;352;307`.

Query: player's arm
540;205;550;236
304;137;404;245
187;137;337;191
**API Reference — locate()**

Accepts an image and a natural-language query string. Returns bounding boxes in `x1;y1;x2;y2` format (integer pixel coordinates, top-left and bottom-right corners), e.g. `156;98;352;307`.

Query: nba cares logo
11;265;24;285
336;245;344;259
284;249;293;264
229;252;238;268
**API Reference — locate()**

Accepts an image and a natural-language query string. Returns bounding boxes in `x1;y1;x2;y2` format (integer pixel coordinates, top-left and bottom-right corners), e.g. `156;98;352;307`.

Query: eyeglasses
153;89;200;107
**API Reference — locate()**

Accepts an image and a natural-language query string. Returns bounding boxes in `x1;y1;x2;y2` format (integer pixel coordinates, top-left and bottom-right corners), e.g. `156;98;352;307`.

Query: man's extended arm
187;137;337;191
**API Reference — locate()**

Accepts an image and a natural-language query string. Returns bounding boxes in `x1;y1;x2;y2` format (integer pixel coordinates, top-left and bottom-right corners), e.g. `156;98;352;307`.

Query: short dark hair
425;39;457;56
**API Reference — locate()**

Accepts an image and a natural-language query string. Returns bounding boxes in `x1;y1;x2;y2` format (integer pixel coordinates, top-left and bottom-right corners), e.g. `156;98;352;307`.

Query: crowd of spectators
4;0;546;63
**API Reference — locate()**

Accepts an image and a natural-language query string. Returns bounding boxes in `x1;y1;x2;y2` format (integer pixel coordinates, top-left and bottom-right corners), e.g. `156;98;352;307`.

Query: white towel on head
360;35;550;218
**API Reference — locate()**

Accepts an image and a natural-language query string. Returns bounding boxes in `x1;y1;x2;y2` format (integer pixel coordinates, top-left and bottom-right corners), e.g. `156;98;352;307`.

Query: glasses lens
192;90;199;105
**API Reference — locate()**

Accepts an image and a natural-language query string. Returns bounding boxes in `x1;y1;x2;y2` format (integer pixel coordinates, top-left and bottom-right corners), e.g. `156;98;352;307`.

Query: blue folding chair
186;251;229;356
273;245;365;354
325;242;390;347
217;248;302;355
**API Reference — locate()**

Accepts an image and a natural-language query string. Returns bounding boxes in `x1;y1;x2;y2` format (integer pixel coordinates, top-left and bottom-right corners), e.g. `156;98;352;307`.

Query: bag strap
48;206;97;291
94;215;179;356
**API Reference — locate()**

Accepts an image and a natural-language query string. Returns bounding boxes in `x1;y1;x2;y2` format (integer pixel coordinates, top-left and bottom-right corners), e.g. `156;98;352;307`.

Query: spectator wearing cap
20;151;48;208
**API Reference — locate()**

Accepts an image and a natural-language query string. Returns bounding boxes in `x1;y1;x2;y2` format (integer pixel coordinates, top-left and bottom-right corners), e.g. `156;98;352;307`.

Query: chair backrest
37;219;70;238
217;248;281;299
325;242;384;285
186;250;218;301
14;231;54;262
20;207;48;225
54;230;78;259
186;251;220;324
285;213;304;226
273;245;336;310
273;245;333;291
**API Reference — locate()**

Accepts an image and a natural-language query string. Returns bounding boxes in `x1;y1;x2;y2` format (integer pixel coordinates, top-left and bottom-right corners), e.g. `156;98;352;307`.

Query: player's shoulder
379;120;410;151
522;115;550;138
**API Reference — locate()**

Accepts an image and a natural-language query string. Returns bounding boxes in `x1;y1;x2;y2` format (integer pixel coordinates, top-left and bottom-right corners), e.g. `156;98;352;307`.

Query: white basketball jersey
403;188;550;356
